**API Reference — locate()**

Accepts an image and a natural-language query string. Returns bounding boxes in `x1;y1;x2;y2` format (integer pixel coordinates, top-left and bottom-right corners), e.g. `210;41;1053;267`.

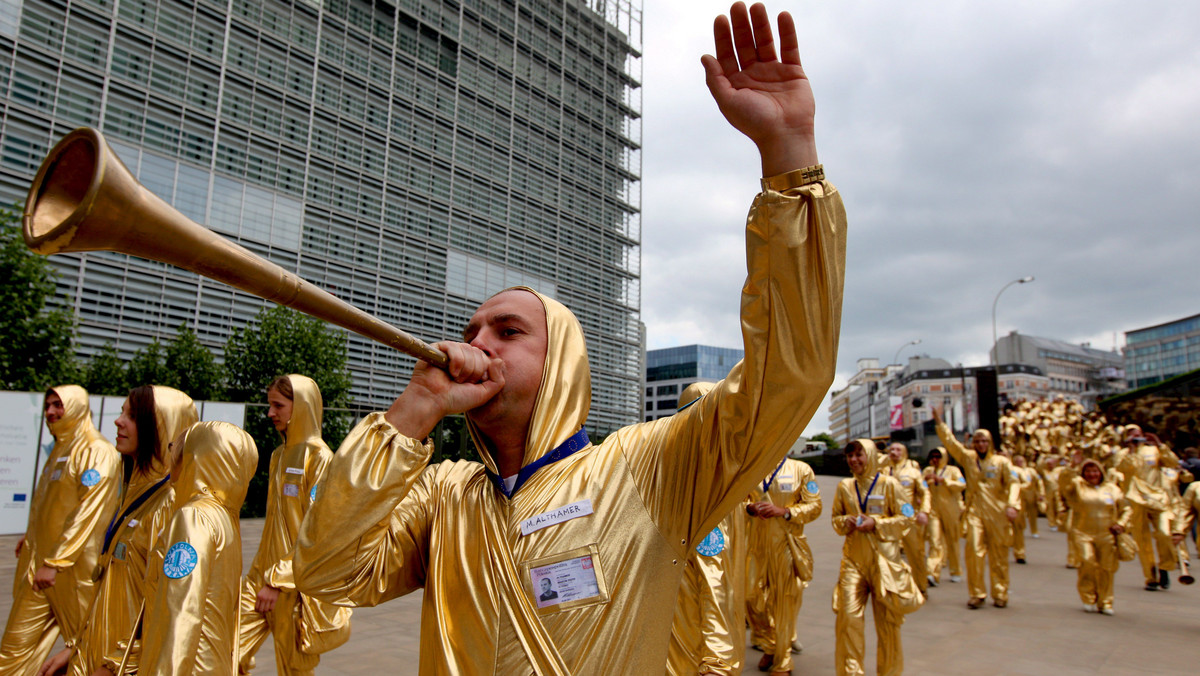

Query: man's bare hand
702;2;817;176
857;516;876;532
36;648;72;676
755;503;788;519
385;341;505;439
32;565;56;590
931;406;944;425
255;585;280;613
1005;506;1019;522
916;512;929;527
15;535;25;558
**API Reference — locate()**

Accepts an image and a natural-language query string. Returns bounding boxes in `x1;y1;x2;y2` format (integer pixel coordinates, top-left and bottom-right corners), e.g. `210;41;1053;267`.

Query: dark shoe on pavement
1145;581;1160;591
1015;558;1026;564
993;599;1008;608
967;598;985;609
1160;570;1170;589
758;654;774;672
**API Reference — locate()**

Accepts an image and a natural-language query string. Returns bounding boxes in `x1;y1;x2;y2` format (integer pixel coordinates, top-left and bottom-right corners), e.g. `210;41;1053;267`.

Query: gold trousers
1023;494;1040;536
925;510;962;582
1013;508;1027;559
1073;532;1117;610
833;560;903;676
759;575;803;673
0;578;79;673
964;512;1010;602
238;582;319;676
1131;504;1177;583
900;523;928;591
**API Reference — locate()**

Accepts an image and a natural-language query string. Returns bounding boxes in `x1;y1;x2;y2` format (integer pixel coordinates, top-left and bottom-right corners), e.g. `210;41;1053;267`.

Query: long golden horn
23;127;448;369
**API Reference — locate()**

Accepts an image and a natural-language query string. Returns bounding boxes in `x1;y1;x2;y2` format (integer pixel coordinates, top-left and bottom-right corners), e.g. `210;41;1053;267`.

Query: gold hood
133;386;198;487
174;421;258;516
281;374;323;449
466;287;590;478
676;381;716;410
928;446;949;470
850;438;881;481
47;384;101;443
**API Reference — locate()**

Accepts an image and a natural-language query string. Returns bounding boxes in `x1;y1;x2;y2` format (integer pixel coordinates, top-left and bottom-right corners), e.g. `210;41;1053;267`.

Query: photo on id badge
525;544;608;612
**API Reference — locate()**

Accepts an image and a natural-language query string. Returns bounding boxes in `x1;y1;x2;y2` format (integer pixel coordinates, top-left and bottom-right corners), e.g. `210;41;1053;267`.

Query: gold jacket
20;385;120;639
1059;464;1131;543
1118;443;1179;512
936;423;1021;521
71;387;197;675
1174;481;1200;544
137;422;258;675
921;455;965;521
246;374;351;653
294;174;846;674
666;383;748;676
748;458;823;580
883;449;930;516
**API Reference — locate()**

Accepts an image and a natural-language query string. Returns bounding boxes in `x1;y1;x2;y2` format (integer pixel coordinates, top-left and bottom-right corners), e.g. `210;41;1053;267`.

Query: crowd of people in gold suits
0;378;349;676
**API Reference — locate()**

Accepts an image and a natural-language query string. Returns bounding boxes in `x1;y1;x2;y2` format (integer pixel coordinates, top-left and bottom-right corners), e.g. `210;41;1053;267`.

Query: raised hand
701;2;817;175
385;341;505;440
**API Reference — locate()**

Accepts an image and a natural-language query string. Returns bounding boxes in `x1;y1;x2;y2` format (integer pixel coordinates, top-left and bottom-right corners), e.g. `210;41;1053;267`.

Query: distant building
992;331;1124;407
643;344;743;421
830;354;1051;446
1123;312;1200;389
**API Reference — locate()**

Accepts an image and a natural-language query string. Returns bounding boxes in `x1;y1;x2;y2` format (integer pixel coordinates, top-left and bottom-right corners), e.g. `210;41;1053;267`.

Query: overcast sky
636;1;1200;435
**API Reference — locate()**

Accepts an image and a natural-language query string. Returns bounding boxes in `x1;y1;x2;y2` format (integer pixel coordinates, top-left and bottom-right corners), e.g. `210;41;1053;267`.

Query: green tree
163;324;223;400
0;207;80;390
83;342;128;395
224;305;353;517
810;432;840;451
124;339;171;389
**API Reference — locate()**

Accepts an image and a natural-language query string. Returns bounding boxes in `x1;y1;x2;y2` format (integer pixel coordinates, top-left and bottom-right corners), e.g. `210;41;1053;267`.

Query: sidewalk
1;473;1195;674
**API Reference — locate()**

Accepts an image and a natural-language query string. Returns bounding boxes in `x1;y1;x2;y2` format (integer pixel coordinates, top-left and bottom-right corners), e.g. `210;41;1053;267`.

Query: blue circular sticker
696;527;726;557
310;485;318;502
901;503;915;518
806;480;820;495
80;469;100;487
163;542;198;579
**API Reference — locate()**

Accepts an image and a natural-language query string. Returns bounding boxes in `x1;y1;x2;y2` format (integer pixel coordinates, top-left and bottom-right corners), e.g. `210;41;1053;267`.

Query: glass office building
643;344;743;420
0;0;643;434
1125;313;1200;389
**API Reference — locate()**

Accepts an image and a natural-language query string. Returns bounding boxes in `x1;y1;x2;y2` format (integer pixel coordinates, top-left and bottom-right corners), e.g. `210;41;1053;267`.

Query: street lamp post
893;338;921;368
991;276;1034;366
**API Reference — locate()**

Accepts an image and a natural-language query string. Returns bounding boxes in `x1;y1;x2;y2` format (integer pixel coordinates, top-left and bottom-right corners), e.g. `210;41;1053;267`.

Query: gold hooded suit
922;449;964;583
293;171;846;674
239;375;351;675
1059;460;1131;611
1011;463;1042;560
1117;441;1180;584
936;423;1021;605
665;383;749;676
745;457;821;674
68;387;198;676
831;440;918;676
134;421;258;675
883;446;930;591
0;385;121;673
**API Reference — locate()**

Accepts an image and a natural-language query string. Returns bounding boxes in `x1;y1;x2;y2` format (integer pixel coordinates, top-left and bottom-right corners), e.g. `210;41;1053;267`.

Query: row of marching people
0;376;349;675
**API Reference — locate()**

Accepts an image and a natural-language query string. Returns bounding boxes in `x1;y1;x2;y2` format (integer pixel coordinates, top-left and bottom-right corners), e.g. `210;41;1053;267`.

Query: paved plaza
1;473;1196;674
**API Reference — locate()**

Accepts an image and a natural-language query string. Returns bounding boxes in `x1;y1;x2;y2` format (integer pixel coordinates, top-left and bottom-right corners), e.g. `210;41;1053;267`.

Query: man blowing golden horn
292;3;847;673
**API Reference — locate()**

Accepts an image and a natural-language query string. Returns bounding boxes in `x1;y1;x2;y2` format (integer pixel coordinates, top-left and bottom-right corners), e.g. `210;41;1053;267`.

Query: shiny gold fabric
744;504;773;652
1059;461;1130;610
0;386;121;673
831;440;913;676
665;382;748;676
136;421;258;675
745;458;821;673
1118;443;1180;582
1042;463;1067;530
1174;481;1200;548
239;375;350;675
884;446;929;591
69;387;197;675
936;423;1021;604
294;175;846;674
1012;465;1041;559
922;450;964;582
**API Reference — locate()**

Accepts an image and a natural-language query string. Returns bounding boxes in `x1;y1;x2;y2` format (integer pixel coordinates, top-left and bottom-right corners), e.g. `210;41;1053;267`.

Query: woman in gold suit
135;421;258;674
1059;453;1130;615
38;385;197;676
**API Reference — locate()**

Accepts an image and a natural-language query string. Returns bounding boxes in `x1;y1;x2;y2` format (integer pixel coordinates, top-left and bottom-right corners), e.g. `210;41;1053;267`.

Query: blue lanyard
103;475;170;554
486;427;590;499
762;458;787;493
854;472;880;515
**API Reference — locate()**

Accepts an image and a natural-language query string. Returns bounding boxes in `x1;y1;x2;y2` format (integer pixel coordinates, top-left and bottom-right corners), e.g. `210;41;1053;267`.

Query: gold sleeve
936;422;975;472
44;439;120;569
915;473;932;514
1175;483;1199;537
293;413;434;607
786;464;822;530
831;481;857;536
628;178;846;547
139;508;222;675
876;478;912;542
